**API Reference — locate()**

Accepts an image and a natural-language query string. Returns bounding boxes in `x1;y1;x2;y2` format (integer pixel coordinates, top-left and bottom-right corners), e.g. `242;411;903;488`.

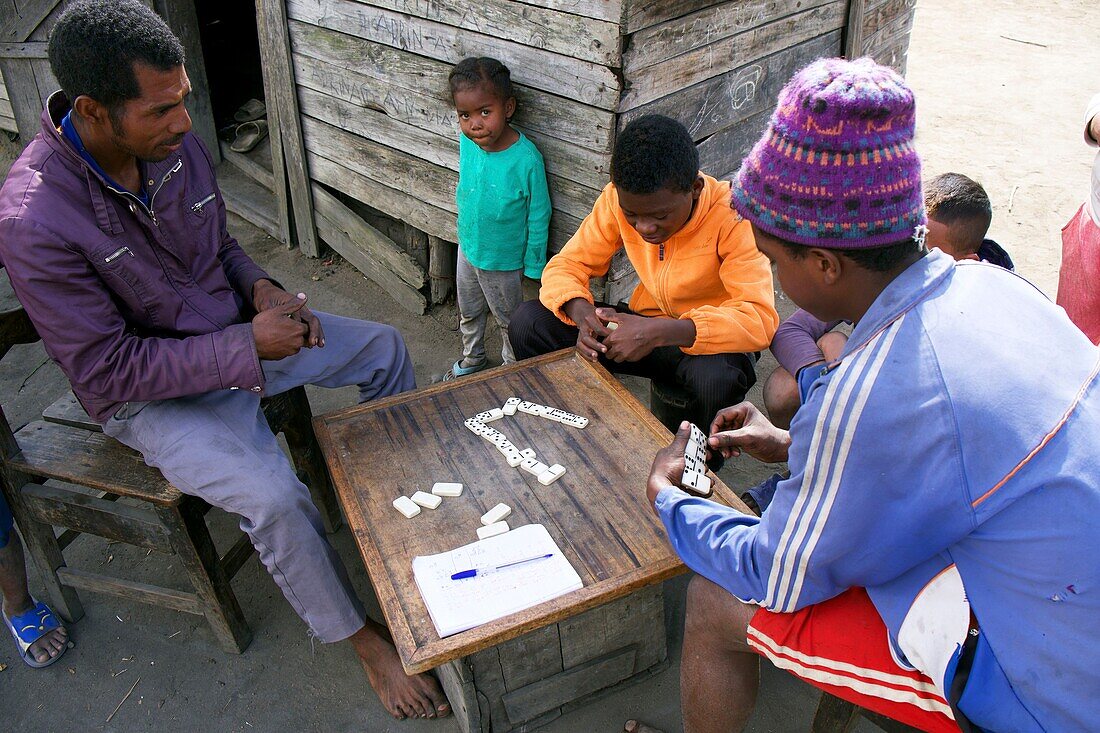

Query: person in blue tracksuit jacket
635;58;1100;733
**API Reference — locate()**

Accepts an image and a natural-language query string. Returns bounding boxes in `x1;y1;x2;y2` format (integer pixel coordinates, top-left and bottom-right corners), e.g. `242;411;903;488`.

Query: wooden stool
811;692;923;732
0;306;341;654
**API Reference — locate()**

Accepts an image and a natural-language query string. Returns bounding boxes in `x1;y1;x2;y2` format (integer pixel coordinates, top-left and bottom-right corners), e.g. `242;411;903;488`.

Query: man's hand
708;402;791;464
564;298;610;362
253;295;311;360
252;279;324;347
647;421;692;508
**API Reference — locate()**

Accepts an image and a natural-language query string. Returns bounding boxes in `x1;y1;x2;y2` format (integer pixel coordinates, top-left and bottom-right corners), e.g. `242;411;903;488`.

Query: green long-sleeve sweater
456;132;551;278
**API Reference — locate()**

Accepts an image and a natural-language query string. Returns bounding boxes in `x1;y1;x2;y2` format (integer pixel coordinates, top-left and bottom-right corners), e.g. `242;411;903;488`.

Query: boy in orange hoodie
509;115;778;427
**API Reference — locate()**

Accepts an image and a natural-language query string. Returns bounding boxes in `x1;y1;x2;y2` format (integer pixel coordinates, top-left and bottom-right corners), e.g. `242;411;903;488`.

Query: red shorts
747;588;960;733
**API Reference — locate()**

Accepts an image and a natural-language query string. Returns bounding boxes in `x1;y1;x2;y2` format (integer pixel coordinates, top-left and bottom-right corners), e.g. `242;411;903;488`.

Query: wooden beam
0;57;43;140
312;184;429;315
845;0;867;57
257;0;320;256
0;41;47;58
57;566;205;615
20;482;172;553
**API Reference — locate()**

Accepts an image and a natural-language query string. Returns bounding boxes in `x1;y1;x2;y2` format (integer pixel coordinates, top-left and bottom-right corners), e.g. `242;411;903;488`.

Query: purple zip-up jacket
0;93;271;422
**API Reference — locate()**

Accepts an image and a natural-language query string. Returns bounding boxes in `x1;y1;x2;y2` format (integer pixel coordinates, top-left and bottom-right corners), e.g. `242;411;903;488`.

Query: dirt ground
0;1;1097;731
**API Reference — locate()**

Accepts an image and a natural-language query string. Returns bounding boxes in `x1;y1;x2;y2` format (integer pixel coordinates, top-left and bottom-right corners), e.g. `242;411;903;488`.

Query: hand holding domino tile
707;402;791;464
646;421;716;504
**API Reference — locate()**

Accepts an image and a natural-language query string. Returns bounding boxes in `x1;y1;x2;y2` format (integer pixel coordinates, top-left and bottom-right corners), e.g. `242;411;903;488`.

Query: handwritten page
412;524;583;638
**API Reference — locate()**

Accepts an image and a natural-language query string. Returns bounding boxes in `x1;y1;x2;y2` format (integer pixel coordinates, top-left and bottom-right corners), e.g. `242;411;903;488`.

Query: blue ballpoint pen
451;553;554;580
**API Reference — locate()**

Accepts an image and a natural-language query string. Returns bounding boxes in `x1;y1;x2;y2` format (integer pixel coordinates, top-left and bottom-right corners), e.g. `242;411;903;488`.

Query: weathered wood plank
515;0;622;24
0;113;16;133
10;420;180;505
311;182;426;290
218;162;280;241
845;0;866;58
257;5;293;246
0;57;43;139
285;0;620;111
296;78;603;219
695;107;773;181
620;31;842;142
623;0;723;33
219;139;275;192
309;152;457;242
287;24;614;155
56;566;205;615
302;114;457;217
624;0;835;72
619;2;847;111
257;0;319;256
0;40;47;58
312;201;430;316
501;646;637;723
351;0;620;66
21;482;172;553
0;0;57;42
0;97;12;119
427;235;456;305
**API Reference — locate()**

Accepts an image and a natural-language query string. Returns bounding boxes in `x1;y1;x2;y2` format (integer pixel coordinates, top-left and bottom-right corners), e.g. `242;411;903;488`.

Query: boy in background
509;115;778;428
764;172;1013;429
444;57;551;379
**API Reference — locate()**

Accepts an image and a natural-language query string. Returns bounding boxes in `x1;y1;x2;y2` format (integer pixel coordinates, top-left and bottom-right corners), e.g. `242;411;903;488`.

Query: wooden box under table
314;350;747;732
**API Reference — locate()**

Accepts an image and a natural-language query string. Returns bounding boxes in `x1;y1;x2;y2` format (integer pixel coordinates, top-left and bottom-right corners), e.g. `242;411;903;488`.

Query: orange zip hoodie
539;174;778;355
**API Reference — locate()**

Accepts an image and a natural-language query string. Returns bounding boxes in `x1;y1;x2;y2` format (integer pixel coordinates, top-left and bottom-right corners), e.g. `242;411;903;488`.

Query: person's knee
763;367;799;430
242;474;319;535
508;300;545;357
685;575;757;653
680;355;752;401
817;331;849;362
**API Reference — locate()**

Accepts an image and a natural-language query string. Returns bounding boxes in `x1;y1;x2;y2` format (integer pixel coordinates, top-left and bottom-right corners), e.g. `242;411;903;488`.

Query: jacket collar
842;248;955;359
40;91;182;235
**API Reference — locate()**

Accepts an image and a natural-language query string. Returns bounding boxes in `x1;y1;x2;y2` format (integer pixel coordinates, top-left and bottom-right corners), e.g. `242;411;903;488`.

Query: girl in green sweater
444;57;552;380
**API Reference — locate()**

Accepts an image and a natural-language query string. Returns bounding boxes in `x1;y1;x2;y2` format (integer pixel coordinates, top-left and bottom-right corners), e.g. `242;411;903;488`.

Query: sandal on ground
230;120;269;154
5;600;69;668
232;98;267;123
442;358;487;381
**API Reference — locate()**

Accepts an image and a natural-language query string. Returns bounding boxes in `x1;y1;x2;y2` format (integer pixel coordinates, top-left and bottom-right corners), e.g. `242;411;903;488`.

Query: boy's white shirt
1085;93;1100;225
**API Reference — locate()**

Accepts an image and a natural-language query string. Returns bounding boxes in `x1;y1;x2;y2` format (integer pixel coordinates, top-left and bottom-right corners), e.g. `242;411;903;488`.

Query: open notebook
412;524;583;638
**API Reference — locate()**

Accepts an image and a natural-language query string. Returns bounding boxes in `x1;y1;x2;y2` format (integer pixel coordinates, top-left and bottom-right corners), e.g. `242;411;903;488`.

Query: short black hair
924;173;992;254
48;0;184;122
449;57;514;102
779;237;923;273
611;114;699;194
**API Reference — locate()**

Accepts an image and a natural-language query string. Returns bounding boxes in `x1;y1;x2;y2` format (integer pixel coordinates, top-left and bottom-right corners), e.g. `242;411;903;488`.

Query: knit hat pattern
731;57;926;248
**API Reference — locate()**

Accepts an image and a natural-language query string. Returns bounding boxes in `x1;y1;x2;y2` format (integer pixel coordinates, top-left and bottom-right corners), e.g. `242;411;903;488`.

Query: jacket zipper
104;246;133;263
190;192;216;213
659;243;664;261
105;158;183;227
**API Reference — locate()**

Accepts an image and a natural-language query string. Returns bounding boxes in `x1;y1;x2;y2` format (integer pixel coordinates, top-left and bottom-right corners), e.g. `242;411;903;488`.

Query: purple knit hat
731;57;926;248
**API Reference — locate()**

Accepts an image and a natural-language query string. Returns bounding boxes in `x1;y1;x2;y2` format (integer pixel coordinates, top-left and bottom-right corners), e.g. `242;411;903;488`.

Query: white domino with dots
517;401;540;415
477;521;510;539
680;424;713;498
502;397;521;416
432;482;464;497
393;496;421;518
537;464;566;486
411;491;442;509
519;448;536;460
481;503;512;525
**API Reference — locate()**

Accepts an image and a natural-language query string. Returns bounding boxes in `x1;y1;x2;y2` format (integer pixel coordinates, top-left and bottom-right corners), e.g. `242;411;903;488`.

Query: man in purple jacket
0;0;449;720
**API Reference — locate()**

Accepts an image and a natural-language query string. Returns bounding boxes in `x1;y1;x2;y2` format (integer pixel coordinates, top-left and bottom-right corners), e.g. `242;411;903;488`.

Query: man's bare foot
3;600;69;664
624;720;664;733
349;620;451;720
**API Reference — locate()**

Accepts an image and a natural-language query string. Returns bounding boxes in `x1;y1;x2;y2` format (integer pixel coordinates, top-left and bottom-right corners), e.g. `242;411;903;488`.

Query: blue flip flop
442;359;487;382
5;600;69;668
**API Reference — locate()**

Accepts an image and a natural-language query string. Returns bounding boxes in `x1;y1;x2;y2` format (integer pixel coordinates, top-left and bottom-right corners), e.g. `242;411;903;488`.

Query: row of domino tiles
391;397;590;540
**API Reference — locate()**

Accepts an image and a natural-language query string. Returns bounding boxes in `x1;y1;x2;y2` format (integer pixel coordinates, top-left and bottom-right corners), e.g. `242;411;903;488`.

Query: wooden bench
0;305;340;653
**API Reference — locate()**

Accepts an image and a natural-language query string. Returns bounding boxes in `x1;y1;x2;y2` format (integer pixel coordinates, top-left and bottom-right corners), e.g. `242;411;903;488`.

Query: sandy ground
0;1;1097;730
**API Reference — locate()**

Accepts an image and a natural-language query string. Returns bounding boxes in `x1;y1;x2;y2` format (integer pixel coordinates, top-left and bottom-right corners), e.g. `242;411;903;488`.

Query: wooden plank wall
0;66;15;133
284;0;623;259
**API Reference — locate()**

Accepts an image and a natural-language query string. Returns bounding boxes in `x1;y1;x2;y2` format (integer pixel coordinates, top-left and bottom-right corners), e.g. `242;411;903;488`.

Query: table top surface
314;349;746;674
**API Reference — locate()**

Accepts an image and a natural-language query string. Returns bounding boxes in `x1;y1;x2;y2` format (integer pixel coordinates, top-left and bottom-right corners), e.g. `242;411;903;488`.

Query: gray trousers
103;312;416;643
457;249;523;365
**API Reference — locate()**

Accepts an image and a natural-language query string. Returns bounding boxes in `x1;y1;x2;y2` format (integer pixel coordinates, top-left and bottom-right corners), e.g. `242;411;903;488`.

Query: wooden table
315;350;748;730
